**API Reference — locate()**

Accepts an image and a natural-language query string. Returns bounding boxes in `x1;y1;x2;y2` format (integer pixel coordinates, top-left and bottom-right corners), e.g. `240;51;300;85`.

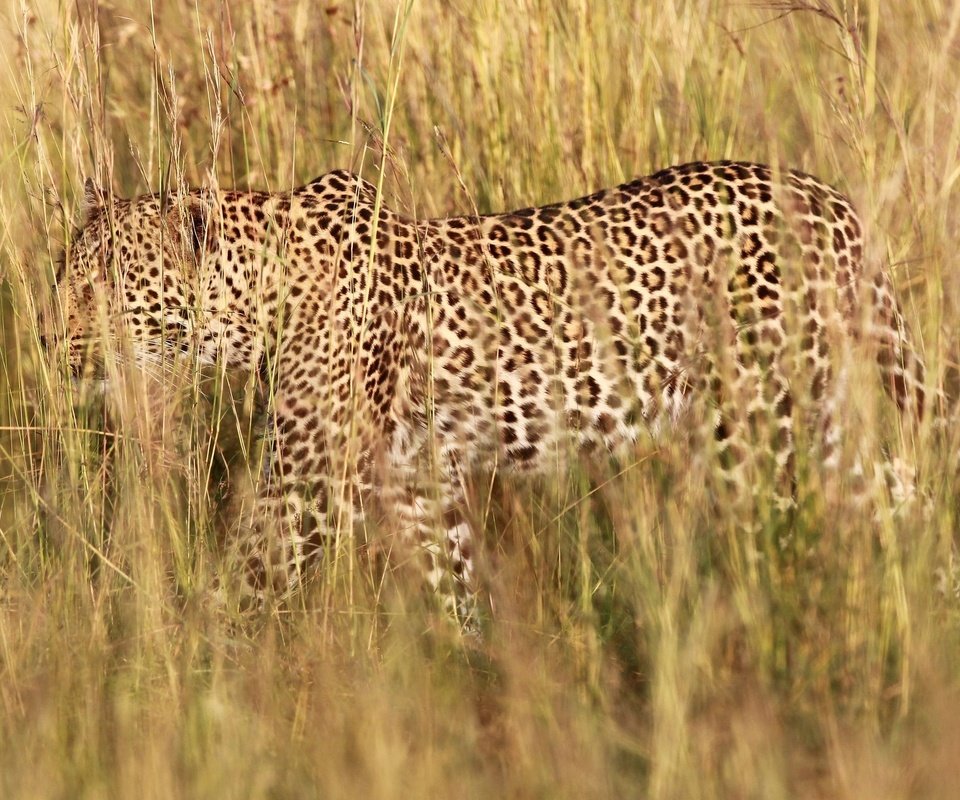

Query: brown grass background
1;1;960;797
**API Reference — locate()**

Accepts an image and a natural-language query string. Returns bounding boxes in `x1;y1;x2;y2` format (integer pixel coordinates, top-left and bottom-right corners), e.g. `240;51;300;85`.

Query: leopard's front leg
232;485;334;609
381;461;480;631
225;346;479;623
227;402;365;610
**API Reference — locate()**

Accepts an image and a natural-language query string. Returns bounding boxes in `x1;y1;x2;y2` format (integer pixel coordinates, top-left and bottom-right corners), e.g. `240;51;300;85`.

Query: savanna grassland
2;1;960;797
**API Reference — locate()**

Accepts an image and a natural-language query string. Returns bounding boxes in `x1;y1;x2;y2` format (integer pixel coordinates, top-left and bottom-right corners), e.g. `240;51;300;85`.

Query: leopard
46;160;929;626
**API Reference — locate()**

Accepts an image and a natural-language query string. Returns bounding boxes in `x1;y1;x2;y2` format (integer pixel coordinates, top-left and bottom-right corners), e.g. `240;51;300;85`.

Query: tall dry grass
1;0;959;797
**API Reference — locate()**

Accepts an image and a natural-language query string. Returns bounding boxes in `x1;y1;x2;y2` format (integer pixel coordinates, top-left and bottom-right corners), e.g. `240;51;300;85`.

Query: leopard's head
44;180;217;382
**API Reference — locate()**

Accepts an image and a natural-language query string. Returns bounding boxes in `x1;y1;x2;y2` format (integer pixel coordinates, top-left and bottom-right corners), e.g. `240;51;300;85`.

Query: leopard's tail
863;266;943;426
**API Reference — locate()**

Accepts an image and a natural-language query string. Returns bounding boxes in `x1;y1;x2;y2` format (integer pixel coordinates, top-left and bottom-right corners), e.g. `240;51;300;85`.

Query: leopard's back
394;161;921;484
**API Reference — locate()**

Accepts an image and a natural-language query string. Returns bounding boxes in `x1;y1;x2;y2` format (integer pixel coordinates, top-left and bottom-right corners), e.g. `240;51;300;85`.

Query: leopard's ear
169;191;220;265
82;177;104;221
190;192;220;258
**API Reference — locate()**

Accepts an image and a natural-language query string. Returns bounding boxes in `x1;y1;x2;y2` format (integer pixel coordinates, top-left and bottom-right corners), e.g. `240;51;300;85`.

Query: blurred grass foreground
2;1;960;797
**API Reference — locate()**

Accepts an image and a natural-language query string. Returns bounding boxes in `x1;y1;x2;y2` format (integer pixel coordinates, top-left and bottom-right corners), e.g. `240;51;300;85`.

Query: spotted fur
48;161;927;623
